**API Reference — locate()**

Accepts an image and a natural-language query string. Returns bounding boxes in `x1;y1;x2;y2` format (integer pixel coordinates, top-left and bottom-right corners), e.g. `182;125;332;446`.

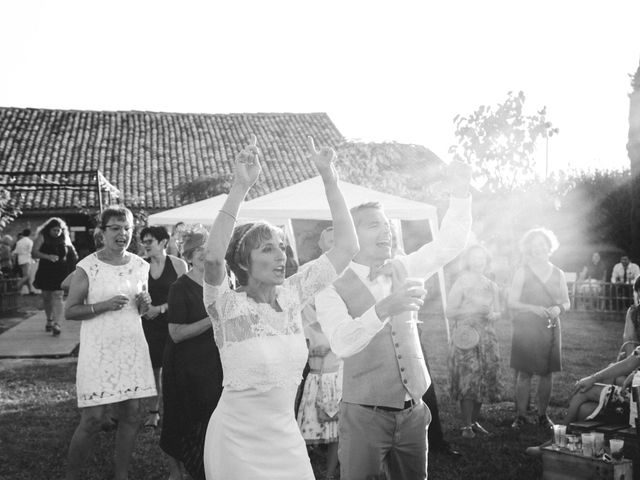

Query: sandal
472;422;491;436
461;425;476;438
538;414;555;429
145;410;160;428
511;415;529;430
51;323;61;336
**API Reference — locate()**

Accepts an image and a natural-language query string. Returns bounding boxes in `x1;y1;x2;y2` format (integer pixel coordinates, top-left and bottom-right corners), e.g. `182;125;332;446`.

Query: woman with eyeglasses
63;206;155;480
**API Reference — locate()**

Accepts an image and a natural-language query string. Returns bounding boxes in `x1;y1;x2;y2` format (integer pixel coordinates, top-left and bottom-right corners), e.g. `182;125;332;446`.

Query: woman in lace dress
63;206;156;480
202;135;358;480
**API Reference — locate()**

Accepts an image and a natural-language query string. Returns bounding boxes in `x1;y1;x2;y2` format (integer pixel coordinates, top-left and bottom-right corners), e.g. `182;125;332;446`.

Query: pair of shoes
45;321;53;332
538;414;554;429
51;323;61;336
430;442;462;457
461;425;476;439
511;416;529;429
145;410;160;428
471;422;491;436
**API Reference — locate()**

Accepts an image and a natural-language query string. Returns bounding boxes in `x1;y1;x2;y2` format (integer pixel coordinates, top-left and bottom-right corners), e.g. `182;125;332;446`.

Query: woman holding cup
63;206;155;480
509;227;570;429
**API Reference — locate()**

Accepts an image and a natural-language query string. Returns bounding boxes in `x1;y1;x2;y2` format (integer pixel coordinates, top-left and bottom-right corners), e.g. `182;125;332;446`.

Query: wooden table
542;445;633;480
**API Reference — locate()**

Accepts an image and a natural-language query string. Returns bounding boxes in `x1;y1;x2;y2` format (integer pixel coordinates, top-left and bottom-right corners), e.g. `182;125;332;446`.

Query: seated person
577;252;606;307
526;343;640;456
612;277;640;379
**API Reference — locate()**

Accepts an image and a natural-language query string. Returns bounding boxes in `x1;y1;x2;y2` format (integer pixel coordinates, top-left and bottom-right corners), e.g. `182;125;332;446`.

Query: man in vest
315;161;471;480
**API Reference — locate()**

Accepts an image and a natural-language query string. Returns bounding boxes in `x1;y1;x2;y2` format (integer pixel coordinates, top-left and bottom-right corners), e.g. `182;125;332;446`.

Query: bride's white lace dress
203;254;337;480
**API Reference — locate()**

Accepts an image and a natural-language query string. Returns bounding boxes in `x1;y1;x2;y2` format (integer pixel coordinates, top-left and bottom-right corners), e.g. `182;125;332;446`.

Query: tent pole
436;267;450;343
427;217;450;343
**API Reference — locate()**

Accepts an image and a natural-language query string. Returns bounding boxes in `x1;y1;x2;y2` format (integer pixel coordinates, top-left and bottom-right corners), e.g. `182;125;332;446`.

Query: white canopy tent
148;177;452;340
148;194;229;226
240;176;450;339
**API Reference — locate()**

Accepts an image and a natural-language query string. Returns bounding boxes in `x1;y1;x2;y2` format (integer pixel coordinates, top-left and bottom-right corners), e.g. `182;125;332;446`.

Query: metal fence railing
568;280;636;313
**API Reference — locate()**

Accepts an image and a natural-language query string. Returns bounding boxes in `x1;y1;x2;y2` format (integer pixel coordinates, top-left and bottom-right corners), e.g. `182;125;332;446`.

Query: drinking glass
609;438;624;460
553;425;567;447
593;432;605;455
581;433;594;457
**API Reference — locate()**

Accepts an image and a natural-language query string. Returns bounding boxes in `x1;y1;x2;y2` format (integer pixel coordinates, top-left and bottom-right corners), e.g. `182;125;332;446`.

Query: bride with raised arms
202;135;358;479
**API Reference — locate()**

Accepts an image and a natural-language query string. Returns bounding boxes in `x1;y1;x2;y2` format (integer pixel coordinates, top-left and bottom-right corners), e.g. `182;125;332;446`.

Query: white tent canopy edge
147;176;451;341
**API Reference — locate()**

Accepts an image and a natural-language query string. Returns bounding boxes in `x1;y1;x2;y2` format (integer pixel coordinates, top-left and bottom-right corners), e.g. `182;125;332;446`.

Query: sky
1;0;639;174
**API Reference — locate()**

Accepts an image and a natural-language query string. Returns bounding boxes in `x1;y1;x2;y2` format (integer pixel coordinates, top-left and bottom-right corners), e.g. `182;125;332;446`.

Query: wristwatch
160;304;167;314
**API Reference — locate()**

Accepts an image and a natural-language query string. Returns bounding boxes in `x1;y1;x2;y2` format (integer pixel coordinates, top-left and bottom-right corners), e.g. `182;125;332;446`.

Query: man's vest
333;260;430;408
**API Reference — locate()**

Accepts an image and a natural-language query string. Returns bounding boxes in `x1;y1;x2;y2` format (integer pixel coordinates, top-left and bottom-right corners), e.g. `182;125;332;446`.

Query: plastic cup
610;438;624;460
553;425;567;447
566;434;578;452
593;432;605;455
581;433;595;457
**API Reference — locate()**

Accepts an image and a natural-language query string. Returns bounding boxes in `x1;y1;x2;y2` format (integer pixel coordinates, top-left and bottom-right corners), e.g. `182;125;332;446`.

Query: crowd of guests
5;136;639;479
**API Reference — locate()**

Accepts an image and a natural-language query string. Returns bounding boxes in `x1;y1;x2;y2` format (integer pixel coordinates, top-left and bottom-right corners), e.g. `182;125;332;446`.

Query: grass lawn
0;310;626;479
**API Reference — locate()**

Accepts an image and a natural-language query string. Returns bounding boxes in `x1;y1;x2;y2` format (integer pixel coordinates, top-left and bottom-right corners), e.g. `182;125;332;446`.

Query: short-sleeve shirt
14;237;33;265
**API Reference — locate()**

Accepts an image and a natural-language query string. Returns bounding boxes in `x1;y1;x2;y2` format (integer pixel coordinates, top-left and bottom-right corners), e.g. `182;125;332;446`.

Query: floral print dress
448;275;502;403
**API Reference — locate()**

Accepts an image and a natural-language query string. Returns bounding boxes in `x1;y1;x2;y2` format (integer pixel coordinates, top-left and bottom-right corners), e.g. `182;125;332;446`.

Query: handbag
451;324;480;350
315;364;340;422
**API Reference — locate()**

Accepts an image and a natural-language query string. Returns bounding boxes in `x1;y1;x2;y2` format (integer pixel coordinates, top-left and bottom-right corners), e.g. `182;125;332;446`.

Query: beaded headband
233;222;283;263
233;224;256;262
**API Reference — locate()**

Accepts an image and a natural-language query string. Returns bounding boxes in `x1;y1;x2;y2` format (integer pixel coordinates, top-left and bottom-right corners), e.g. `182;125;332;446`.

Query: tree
171;174;231;204
628;60;640;261
0;188;22;233
449;91;559;192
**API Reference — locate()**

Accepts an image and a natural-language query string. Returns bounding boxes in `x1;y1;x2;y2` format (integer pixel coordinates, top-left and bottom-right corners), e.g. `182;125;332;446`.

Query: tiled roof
0;107;344;211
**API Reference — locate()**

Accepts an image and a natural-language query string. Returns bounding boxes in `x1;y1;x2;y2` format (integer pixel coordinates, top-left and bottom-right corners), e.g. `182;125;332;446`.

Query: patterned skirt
297;369;342;444
449;319;502;403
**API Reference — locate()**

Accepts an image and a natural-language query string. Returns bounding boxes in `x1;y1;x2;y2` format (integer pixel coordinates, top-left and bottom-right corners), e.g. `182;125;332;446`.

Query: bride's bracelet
218;209;237;222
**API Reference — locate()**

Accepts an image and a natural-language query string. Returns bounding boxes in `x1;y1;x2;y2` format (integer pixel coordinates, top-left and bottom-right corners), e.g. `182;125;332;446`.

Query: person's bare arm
168;318;211;343
204;135;261;286
31;235;57;262
65;268;129;320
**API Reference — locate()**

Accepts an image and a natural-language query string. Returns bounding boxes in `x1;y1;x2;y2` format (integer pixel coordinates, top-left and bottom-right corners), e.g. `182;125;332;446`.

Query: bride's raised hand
235;134;261;189
307;136;338;184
